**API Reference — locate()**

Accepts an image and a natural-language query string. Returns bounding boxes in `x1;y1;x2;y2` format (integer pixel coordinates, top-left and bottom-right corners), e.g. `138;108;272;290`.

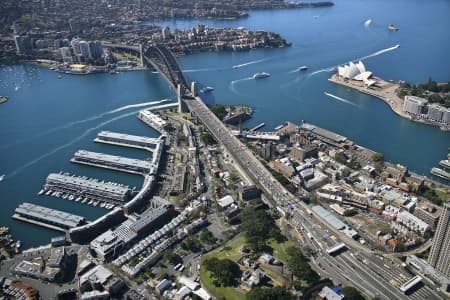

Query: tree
201;131;215;145
342;286;365;300
208;104;227;120
240;207;286;252
203;258;241;287
181;237;202;252
200;229;217;245
418;185;442;206
246;287;292;300
286;246;320;284
164;250;182;265
372;152;384;162
164;123;176;132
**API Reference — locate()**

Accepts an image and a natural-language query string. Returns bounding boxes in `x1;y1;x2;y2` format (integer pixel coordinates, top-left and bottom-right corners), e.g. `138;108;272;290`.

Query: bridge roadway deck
185;97;292;208
140;46;437;299
184;97;441;300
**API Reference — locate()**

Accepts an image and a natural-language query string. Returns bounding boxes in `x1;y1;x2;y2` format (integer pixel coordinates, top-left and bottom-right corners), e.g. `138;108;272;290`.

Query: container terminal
71;150;153;175
95;130;160;152
12;202;88;232
40;172;134;208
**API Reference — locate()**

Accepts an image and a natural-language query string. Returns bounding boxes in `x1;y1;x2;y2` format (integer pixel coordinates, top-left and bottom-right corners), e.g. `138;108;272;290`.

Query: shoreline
328;74;449;130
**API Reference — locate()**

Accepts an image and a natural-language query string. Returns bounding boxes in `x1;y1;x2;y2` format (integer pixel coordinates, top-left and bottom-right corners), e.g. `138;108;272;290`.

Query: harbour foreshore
329;74;407;117
329;74;449;130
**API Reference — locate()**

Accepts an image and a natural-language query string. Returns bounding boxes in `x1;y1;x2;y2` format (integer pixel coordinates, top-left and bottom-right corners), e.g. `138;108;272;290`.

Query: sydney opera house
337;61;377;87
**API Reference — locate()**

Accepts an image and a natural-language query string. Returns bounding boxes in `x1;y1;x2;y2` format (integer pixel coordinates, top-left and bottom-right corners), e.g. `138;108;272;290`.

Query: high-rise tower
428;201;450;278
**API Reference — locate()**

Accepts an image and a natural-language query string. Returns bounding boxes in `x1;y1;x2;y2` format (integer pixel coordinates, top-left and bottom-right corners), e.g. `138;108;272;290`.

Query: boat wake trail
357;45;399;61
232;58;269;69
7;109;141;178
324;92;360;108
308;45;399;77
309;67;336;77
107;99;169;114
0;99;169;151
183;67;224;73
230;77;252;95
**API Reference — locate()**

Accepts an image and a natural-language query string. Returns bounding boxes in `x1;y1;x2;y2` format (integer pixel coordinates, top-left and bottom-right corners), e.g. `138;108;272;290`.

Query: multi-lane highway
148;46;442;299
184;96;442;300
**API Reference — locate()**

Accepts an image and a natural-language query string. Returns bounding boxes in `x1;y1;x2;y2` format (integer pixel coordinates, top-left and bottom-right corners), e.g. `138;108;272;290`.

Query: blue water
1;0;449;247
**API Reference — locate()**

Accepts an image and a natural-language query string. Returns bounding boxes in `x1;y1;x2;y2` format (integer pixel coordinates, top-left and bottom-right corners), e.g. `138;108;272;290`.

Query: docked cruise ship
438;159;450;170
430;167;450;181
253;72;271;79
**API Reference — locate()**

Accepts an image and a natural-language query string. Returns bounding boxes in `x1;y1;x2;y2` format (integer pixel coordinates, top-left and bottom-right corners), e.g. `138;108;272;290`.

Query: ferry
430;167;450;181
439;160;450;170
253;72;271;79
388;24;399;31
200;86;214;93
296;66;308;72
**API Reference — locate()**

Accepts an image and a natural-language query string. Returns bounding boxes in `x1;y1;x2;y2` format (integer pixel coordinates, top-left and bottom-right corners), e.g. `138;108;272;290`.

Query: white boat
364;18;372;27
46;190;52;196
88;200;94;205
388;24;399;31
38;189;45;195
253;72;271;79
52;191;57;197
201;86;214;93
81;198;87;204
93;201;99;206
296;66;308;72
100;202;106;208
0;174;5;182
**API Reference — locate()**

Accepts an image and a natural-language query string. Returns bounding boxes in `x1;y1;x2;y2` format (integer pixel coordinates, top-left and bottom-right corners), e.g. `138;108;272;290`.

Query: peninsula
329;61;450;131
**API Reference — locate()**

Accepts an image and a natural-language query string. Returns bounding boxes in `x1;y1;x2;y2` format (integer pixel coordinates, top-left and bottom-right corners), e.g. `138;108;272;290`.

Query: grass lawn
200;265;246;300
200;234;295;299
211;235;246;261
436;188;450;203
200;235;247;300
267;238;295;263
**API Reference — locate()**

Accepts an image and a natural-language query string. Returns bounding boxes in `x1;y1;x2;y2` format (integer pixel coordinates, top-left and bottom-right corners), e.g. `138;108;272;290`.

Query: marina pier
42;172;134;208
13;202;88;232
95;130;161;152
71;150;154;175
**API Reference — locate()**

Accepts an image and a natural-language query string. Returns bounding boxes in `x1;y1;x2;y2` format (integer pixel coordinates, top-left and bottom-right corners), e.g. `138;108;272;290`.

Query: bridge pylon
191;81;198;97
177;84;187;113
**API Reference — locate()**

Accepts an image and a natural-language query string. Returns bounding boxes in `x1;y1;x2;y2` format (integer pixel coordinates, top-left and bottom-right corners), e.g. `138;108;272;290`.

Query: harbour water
1;0;449;247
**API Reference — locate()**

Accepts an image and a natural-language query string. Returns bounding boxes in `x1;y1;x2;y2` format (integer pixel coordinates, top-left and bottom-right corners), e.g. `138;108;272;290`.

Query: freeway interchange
184;96;442;300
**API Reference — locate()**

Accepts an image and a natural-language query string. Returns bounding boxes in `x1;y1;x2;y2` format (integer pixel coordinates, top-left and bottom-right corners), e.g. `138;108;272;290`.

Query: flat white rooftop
47;173;130;195
97;131;160;145
15;202;86;228
73;150;152;170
